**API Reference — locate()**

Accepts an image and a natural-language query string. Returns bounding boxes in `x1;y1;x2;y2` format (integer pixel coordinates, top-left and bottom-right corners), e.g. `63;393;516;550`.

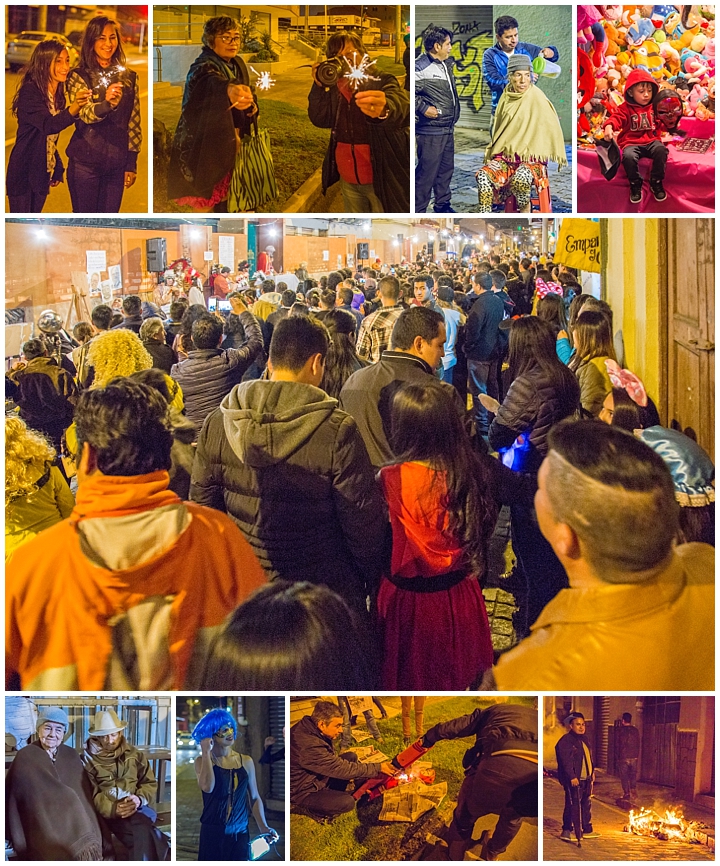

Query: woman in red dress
377;381;496;690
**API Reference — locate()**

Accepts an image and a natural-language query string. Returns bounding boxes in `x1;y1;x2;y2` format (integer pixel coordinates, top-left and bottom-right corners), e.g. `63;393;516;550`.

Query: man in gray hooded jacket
190;314;386;612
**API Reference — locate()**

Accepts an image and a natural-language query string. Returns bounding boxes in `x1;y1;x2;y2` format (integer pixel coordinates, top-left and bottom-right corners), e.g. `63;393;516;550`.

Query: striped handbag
228;117;278;212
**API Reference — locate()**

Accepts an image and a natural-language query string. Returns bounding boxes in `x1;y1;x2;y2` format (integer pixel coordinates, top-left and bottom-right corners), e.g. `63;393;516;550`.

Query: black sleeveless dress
198;758;250;861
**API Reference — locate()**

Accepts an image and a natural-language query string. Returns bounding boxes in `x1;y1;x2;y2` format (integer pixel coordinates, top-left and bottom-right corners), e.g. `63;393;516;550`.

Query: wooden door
664;219;715;459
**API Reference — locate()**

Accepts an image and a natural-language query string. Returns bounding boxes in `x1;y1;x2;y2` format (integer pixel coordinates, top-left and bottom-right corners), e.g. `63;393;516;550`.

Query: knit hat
88;709;127;736
37;707;69;730
507;54;532;75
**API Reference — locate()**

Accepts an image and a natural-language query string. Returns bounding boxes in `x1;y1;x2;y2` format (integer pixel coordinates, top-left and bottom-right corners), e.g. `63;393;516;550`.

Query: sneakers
478;829;499;861
583;830;601;839
629;182;643;204
559;830;573;842
650;178;667;201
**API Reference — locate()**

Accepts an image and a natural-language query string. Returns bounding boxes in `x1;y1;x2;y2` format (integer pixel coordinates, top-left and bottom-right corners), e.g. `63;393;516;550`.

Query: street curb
281;167;326;213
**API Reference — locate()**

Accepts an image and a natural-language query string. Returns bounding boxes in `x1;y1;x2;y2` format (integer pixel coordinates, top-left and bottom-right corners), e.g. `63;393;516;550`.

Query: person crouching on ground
290;701;395;821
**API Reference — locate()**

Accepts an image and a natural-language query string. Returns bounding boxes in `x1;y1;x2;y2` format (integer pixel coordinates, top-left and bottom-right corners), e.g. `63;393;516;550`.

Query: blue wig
192;709;237;743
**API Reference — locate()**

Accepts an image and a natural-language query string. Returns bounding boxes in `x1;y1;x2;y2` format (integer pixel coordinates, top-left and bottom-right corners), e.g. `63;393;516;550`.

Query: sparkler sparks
249;66;276;91
343;52;380;90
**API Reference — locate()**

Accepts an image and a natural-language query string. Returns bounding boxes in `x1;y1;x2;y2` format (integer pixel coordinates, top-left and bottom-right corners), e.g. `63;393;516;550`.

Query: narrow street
543;774;714;861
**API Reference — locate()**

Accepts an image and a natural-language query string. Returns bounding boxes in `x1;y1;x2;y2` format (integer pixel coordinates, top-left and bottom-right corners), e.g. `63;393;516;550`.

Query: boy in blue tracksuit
482;15;558;115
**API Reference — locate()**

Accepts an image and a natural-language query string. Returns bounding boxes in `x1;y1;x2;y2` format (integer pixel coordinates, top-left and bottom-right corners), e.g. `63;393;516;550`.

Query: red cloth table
578;118;715;213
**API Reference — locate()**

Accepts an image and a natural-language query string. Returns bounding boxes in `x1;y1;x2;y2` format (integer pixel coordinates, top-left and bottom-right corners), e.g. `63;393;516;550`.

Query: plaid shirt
356;303;404;363
67;69;142;157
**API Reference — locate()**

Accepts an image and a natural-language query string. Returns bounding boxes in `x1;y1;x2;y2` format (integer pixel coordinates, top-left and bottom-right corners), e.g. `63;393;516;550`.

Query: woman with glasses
65;15;142;212
193;709;278;861
168;16;258;212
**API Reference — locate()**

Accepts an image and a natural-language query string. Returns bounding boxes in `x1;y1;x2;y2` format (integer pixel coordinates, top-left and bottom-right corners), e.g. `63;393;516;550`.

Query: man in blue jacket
482;15;558;116
415;26;460;213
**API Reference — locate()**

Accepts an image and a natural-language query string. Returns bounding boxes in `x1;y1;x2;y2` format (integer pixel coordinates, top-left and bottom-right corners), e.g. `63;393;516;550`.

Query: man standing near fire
555;712;601;843
617;712;640;803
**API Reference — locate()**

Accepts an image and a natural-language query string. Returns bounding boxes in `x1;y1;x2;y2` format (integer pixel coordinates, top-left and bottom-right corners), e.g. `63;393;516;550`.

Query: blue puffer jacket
415;53;460;133
171;311;262;434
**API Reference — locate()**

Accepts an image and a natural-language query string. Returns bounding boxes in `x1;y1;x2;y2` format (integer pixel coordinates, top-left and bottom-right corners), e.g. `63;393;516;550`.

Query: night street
543;774;715;861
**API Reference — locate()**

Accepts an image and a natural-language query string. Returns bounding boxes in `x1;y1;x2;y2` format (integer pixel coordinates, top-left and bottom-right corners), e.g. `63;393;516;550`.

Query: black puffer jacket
488;364;580;472
290;715;383;805
189;379;387;610
171;311;262;434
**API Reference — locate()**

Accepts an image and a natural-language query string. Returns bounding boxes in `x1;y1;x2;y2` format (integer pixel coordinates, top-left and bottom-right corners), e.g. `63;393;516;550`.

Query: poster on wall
86;250;107;273
218;236;235;269
347;254;354;267
87;272;102;295
108;265;122;290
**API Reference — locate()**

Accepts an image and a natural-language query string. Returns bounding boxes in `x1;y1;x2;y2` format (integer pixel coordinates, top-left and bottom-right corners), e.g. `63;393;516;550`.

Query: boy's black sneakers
629;182;643;204
650;178;667;201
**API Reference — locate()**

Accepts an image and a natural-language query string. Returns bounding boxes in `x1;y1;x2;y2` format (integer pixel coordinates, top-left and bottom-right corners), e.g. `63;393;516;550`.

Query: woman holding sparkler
65;15;142;212
6;39;92;212
167;16;259;212
308;31;410;213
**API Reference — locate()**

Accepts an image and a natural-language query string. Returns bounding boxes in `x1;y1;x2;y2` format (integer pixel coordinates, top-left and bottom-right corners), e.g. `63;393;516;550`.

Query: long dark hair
203;581;376;689
319;309;362;399
607;387;660;431
536;294;568;337
389;381;497;577
79;16;125;72
569;310;617;369
508;316;572;382
177;303;208;353
12;39;68;115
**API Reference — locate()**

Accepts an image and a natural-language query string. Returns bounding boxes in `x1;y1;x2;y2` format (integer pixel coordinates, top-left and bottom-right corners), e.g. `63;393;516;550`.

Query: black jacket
171;311;263;433
424;704;538;772
556;732;594;786
111;315;143;335
290;715;382;805
189;379;387;610
168;48;258;200
143;340;177;375
308;72;410;212
488;364;580;472
616;724;640;760
340;351;466;468
66;67;138;171
415;53;460;133
6;82;76;198
464;292;506;362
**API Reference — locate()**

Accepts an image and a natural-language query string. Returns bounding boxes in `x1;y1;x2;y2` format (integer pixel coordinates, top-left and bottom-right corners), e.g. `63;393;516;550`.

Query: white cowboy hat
88;709;127;737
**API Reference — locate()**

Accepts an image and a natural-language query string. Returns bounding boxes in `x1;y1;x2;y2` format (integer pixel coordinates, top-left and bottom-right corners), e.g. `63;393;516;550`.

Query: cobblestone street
543;774;715;861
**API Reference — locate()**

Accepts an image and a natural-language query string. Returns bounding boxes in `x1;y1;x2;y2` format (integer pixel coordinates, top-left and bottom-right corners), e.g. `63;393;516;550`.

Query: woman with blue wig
193;709;278;860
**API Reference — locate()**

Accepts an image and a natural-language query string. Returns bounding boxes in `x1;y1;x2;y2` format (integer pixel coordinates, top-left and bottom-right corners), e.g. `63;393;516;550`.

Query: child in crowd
603;69;667;204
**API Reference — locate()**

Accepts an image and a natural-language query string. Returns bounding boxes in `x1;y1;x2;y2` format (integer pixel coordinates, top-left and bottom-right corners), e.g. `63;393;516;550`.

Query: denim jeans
467;358;499;434
338;696;381;749
340;180;384;213
67;160;126;213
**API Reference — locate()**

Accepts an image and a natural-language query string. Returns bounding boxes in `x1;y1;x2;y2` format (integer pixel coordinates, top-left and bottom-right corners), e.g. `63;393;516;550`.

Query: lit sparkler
343;52;380;90
249;66;276;91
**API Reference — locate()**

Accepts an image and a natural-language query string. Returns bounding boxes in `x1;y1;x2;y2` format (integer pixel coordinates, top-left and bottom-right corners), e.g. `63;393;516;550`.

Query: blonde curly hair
5;416;56;506
88;329;153;388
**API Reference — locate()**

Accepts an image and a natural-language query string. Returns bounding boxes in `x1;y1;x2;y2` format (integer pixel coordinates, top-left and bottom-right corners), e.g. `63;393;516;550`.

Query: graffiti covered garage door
415;6;494;131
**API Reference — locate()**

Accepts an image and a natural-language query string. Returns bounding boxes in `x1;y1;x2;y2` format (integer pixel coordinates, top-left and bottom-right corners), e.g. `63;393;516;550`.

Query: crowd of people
5;246;715;692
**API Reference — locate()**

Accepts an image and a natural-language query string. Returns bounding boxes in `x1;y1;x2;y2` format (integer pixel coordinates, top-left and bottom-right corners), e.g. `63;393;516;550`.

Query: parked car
6;31;79;71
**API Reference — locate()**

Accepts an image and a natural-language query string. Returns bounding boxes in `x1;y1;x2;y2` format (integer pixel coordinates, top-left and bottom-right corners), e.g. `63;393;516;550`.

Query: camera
315;57;345;87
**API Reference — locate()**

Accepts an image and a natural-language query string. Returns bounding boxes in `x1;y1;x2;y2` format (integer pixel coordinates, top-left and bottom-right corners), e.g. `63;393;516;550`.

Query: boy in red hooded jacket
603;69;668;204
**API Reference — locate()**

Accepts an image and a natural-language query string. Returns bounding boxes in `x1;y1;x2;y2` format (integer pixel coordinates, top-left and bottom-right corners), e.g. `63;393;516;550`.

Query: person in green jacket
83;710;169;860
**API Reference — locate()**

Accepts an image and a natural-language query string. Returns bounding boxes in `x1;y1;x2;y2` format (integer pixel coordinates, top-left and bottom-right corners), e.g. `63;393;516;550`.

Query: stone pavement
543;773;714;862
418;127;572;214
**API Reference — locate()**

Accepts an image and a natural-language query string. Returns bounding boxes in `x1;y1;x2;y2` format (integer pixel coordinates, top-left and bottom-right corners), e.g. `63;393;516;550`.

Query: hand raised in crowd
105;82;123;107
264;736;276;748
68;88;93;116
227;83;254;111
355;90;387;119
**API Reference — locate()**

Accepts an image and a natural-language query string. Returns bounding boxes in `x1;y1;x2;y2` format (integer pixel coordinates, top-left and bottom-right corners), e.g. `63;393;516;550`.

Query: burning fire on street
625;807;702;843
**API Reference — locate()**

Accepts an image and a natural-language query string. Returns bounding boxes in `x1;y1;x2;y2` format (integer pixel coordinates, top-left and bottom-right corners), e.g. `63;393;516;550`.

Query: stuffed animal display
578;3;716;144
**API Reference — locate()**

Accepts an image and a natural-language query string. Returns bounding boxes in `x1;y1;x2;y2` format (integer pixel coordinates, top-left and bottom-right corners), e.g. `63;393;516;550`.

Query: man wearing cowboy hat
83;709;169;860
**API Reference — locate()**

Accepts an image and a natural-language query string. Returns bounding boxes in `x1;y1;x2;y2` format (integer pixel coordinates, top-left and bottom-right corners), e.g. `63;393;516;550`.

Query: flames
625;807;700;842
